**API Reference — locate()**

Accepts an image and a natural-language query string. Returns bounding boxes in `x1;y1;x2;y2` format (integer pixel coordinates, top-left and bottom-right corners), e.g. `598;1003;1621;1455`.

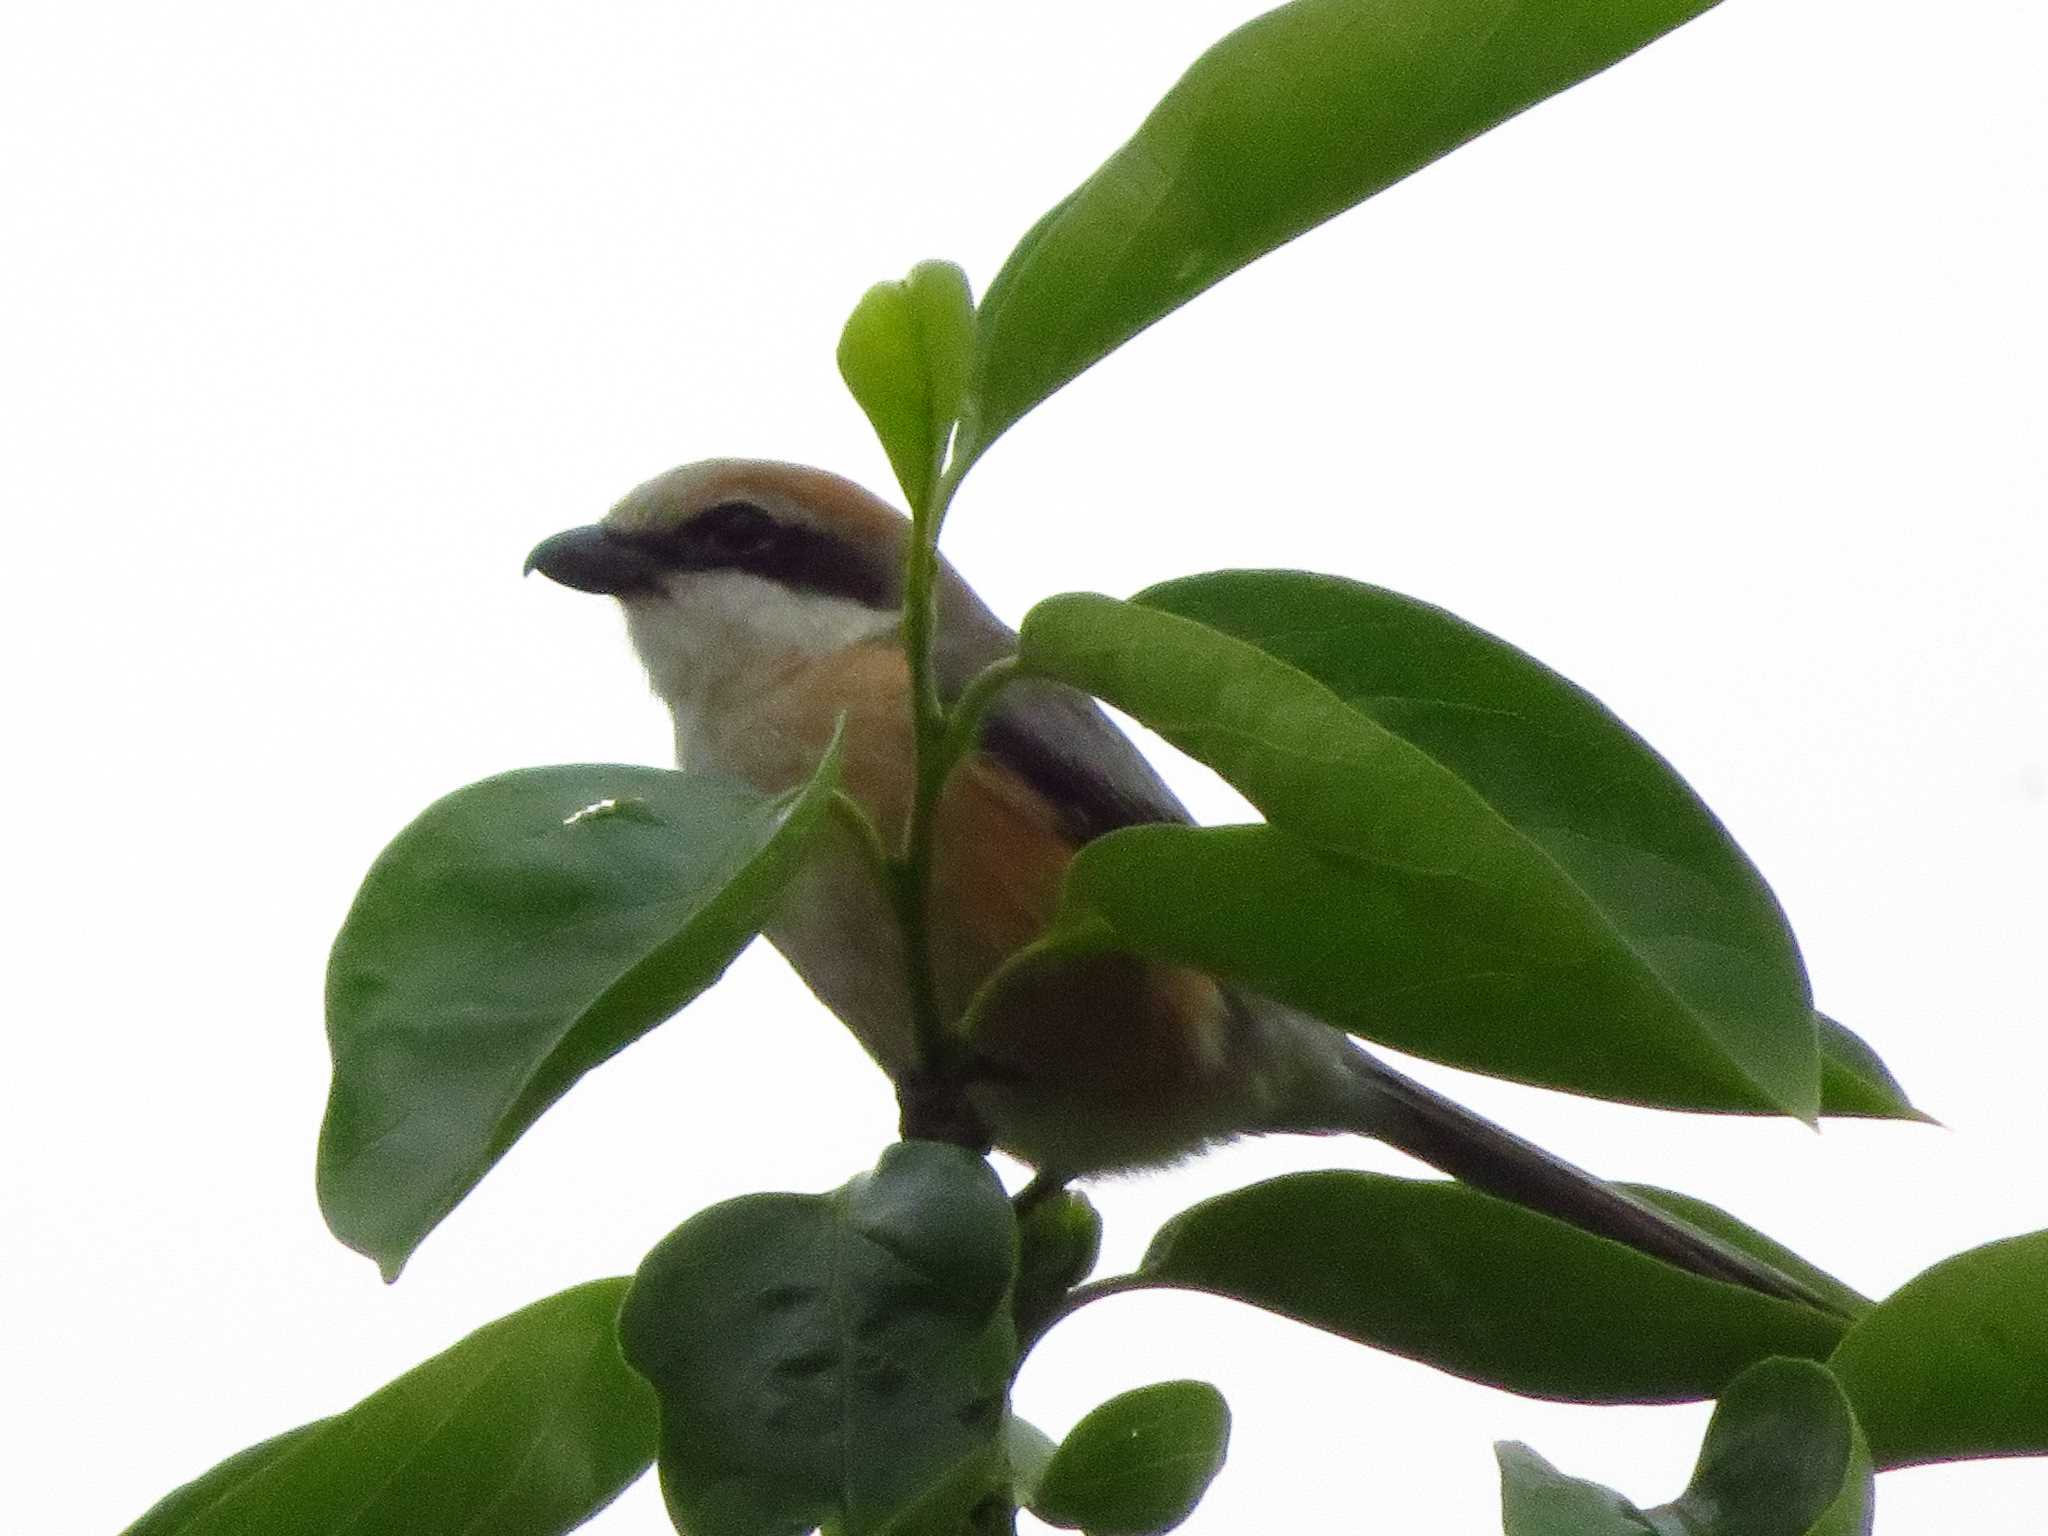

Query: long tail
1290;1033;1842;1315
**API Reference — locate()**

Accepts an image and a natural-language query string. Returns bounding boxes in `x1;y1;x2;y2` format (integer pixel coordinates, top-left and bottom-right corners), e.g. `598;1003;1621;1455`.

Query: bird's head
526;459;918;728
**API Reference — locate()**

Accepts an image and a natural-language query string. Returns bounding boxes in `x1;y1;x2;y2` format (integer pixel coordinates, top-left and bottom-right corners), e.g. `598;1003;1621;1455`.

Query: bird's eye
693;500;779;558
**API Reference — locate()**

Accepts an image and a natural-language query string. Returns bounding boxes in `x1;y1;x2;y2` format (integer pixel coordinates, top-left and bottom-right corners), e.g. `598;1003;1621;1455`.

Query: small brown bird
527;459;1818;1303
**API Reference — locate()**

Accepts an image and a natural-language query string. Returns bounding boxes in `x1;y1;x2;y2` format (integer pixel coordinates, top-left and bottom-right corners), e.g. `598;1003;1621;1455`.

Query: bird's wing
932;562;1189;845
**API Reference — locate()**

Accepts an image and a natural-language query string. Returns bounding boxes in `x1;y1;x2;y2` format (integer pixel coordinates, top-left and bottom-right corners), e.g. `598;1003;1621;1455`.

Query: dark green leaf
1139;1172;1846;1403
122;1279;654;1536
838;260;975;514
961;0;1723;463
1648;1358;1873;1536
1818;1013;1933;1122
1496;1443;1660;1536
320;746;841;1279
1023;573;1816;1117
1500;1360;1874;1535
1622;1186;1873;1319
1829;1229;2048;1468
863;1442;1016;1536
1030;1381;1230;1536
619;1142;1019;1536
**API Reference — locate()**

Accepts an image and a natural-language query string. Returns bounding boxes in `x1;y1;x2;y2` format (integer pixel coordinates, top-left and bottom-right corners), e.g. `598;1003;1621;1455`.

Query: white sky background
5;2;2044;1531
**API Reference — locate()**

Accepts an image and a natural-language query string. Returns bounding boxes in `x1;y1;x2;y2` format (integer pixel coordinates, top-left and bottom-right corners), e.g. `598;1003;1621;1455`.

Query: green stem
1017;1273;1158;1361
895;458;970;1088
895;660;1022;1077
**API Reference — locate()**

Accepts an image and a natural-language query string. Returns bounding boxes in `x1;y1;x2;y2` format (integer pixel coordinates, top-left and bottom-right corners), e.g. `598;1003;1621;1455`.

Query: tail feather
1294;1037;1841;1315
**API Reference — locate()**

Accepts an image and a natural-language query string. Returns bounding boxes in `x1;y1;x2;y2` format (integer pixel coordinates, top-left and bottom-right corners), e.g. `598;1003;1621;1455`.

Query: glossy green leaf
1503;1359;1874;1535
320;745;841;1279
1829;1229;2048;1468
1818;1013;1933;1122
1495;1444;1660;1536
1153;574;1924;1121
1023;573;1817;1117
619;1142;1019;1536
838;260;975;515
1031;1381;1230;1536
1050;819;1799;1115
1143;575;1924;1123
122;1280;655;1536
1139;1172;1846;1403
1622;1186;1873;1319
1046;819;1683;1124
961;0;1723;464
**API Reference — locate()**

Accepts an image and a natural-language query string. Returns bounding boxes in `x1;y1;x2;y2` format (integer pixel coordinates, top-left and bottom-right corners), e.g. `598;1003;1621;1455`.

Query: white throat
621;568;899;768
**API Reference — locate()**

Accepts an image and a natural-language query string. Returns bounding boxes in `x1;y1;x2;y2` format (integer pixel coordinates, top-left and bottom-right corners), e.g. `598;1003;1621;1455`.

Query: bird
526;458;1826;1308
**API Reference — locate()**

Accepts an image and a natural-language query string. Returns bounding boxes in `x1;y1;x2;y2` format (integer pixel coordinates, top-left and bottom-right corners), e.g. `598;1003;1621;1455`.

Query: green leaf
863;1442;1016;1536
123;1424;325;1536
961;0;1723;463
1496;1443;1661;1536
1017;583;1817;1118
838;259;975;514
619;1142;1020;1536
1651;1358;1874;1536
1818;1013;1933;1122
1621;1185;1873;1320
1139;1172;1846;1404
1030;1381;1230;1536
121;1279;655;1536
1177;584;1923;1121
320;744;841;1279
1500;1360;1875;1535
1828;1229;2048;1468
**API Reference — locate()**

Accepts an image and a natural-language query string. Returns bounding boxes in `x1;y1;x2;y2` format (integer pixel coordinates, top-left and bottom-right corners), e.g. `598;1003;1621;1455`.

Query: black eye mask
657;500;900;610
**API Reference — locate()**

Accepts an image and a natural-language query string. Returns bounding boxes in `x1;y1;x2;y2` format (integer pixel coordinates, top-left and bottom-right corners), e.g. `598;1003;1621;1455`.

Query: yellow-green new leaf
838;260;974;515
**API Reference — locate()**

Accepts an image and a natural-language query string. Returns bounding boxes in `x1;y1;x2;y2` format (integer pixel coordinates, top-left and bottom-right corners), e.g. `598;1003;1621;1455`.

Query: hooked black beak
523;524;663;596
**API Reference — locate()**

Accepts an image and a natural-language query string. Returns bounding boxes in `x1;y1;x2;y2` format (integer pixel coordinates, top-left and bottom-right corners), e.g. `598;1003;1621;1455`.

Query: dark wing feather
932;559;1188;845
976;683;1188;845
